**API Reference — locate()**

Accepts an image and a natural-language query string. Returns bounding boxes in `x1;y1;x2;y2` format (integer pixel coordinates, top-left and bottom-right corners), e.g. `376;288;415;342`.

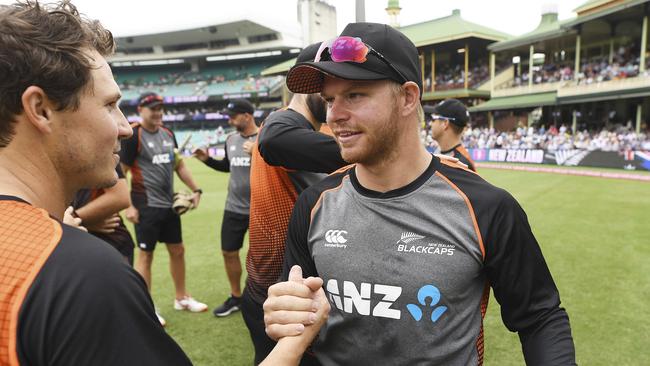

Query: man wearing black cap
193;98;258;317
263;23;576;365
121;92;208;326
425;99;477;171
243;43;347;364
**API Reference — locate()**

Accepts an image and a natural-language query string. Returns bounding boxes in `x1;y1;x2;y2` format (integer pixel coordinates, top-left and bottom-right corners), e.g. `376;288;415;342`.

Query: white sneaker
156;310;166;327
174;296;208;312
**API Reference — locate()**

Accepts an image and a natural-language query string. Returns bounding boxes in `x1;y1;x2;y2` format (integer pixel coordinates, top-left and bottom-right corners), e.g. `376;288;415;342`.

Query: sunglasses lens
330;36;369;63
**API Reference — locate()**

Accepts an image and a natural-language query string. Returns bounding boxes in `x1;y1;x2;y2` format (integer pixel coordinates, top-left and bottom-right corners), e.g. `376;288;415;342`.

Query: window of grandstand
163;42;209;52
116;46;155;55
209;38;240;49
247;33;278;43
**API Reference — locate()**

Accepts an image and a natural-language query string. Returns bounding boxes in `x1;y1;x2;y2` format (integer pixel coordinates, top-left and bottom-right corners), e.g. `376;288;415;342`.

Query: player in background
425;99;476;171
243;42;347;364
193;98;258;317
121;92;208;326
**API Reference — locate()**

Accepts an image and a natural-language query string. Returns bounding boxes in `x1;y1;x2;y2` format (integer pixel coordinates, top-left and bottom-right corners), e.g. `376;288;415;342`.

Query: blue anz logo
406;285;447;323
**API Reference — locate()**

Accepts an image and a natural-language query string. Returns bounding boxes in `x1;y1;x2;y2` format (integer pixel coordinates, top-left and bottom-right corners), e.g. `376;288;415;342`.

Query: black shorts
220;210;249;252
135;206;182;252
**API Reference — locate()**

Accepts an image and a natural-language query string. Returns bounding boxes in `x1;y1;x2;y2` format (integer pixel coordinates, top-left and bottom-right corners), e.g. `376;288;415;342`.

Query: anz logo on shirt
152;153;172;165
326;280;447;324
230;156;251;167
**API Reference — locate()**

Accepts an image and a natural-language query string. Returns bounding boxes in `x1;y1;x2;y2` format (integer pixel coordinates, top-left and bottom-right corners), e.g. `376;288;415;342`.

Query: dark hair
0;0;115;147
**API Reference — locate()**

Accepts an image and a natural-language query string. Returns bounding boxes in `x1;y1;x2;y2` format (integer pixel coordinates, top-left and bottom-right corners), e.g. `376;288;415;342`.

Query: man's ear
443;120;451;131
21;86;55;134
400;81;420;118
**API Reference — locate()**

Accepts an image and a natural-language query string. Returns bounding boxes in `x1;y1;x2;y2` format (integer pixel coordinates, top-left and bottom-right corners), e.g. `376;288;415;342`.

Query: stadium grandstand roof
468;92;556;112
488;11;575;52
109;19;301;63
398;9;511;48
563;0;649;28
261;57;298;76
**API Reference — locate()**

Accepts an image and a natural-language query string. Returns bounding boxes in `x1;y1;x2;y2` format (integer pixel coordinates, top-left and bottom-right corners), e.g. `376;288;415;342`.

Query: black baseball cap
286;22;422;96
424;99;470;127
222;99;255;116
296;42;322;63
138;92;164;108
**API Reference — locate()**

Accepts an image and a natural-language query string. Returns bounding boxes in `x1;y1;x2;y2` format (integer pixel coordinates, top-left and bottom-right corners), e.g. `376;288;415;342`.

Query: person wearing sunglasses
425;99;477;172
263;22;576;365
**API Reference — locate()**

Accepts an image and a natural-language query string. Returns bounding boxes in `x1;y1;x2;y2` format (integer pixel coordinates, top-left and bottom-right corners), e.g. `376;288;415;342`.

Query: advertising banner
467;148;650;172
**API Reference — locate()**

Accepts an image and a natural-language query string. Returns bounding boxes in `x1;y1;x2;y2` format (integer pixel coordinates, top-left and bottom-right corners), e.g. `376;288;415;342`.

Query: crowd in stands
115;62;284;99
422;123;650;152
424;61;489;91
509;45;647;88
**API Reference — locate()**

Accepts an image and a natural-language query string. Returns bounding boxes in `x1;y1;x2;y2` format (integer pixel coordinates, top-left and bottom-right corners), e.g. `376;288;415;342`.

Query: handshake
260;266;330;365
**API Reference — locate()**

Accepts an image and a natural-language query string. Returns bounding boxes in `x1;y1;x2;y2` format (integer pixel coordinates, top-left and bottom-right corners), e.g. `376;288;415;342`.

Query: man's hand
63;206;87;232
192;148;210;162
242;140;255;155
191;191;201;209
125;206;139;224
86;213;121;234
264;265;330;341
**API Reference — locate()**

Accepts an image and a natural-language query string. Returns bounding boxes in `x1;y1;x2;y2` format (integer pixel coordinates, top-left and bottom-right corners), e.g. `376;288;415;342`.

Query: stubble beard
341;106;401;167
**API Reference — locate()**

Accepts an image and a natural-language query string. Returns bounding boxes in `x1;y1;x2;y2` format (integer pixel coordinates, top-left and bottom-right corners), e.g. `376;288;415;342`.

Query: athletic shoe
156;310;166;327
174;296;208;312
212;295;242;317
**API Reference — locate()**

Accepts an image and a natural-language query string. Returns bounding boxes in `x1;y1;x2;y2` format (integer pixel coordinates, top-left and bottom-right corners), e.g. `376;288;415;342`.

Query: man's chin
94;176;118;190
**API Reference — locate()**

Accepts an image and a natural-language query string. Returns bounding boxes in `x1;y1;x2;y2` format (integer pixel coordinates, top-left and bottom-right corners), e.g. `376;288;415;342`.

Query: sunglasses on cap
139;94;163;107
429;114;456;122
314;36;408;84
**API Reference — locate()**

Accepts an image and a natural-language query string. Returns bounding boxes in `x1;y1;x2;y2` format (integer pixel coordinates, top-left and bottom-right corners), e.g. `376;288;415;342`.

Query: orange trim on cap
434;171;485;259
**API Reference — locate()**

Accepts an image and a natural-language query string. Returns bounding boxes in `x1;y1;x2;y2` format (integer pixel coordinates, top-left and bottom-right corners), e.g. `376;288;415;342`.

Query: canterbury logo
400;232;424;244
325;230;348;244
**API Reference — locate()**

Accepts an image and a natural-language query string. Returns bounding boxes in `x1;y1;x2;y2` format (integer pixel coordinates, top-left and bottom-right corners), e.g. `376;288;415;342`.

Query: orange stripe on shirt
310;175;349;223
434;171;485;259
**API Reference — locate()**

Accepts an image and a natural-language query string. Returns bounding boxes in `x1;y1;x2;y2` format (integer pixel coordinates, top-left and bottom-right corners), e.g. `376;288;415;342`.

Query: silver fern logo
398;232;425;244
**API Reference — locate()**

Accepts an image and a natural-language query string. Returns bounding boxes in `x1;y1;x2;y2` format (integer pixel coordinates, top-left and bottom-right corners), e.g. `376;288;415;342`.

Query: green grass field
130;159;650;365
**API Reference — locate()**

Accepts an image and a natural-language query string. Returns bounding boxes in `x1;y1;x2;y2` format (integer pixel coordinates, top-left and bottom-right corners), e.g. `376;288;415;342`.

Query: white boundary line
477;163;650;182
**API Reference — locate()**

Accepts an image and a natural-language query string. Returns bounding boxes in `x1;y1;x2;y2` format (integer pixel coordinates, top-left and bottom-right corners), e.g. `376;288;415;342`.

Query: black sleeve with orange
17;225;192;366
281;173;347;281
258;113;346;174
440;164;576;365
484;194;575;365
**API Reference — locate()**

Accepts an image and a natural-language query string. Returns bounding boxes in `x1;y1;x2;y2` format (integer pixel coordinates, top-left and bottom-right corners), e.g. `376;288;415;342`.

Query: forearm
259;336;310;366
203;156;230;172
75;180;130;225
520;308;576;366
259;123;345;173
176;160;199;191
